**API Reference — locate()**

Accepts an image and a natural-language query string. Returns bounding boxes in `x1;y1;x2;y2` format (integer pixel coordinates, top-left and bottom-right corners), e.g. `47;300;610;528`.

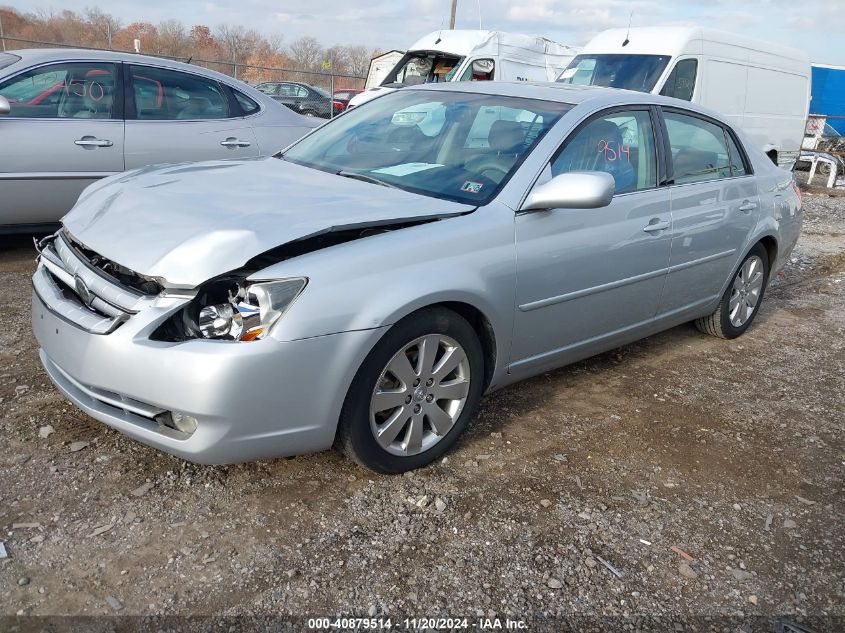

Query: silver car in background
31;82;802;473
0;49;319;232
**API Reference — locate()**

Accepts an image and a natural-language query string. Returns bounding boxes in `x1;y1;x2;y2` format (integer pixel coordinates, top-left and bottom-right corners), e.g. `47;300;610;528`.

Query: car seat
553;119;636;193
176;97;215;119
73;74;114;119
465;120;527;182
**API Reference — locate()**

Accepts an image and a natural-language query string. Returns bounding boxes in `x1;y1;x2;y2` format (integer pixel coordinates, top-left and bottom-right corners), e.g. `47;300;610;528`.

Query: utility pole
0;12;6;53
449;0;457;29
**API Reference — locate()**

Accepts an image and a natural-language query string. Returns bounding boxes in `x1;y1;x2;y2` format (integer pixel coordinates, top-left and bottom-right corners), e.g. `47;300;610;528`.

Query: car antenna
186;56;192;64
622;12;632;47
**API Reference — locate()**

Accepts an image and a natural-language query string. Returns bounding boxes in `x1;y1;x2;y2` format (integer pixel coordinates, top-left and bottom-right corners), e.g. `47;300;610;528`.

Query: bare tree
216;23;262;77
157;19;189;57
345;45;374;78
287;35;324;74
84;8;120;49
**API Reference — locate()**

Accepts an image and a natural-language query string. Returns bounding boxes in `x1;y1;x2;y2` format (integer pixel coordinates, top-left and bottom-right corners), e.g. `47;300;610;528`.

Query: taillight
332;100;344;109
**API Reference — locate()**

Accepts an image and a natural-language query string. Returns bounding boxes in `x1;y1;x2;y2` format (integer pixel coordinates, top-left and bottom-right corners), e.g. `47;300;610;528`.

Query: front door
511;108;671;373
123;64;258;170
0;61;124;226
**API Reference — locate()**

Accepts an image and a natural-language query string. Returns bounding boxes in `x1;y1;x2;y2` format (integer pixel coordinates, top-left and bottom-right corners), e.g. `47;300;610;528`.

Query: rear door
0;61;124;226
657;108;760;318
123;63;258;169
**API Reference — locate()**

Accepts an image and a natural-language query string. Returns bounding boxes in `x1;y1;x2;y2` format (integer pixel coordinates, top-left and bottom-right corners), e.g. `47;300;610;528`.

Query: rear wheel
695;243;769;339
338;307;484;474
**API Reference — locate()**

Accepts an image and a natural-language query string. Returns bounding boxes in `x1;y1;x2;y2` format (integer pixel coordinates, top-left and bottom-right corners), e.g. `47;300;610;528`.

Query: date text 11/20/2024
307;617;529;630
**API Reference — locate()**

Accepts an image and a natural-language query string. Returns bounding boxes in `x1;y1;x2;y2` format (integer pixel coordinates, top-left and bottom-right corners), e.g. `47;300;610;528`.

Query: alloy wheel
728;255;765;327
369;334;471;457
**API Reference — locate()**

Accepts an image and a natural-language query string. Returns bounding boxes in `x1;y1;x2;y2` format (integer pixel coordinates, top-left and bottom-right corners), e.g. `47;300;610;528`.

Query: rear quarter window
233;90;260;115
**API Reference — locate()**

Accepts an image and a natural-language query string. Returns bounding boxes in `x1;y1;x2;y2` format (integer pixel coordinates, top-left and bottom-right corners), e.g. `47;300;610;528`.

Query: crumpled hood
63;157;473;288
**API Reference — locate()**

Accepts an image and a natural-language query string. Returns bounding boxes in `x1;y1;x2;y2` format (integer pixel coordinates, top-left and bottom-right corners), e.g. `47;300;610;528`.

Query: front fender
250;203;518;382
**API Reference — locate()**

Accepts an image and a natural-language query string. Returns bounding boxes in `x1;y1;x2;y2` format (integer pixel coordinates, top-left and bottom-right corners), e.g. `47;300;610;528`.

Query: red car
333;88;363;112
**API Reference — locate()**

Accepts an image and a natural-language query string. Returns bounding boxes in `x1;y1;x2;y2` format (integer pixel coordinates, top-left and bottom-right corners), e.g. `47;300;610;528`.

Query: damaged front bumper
31;239;387;464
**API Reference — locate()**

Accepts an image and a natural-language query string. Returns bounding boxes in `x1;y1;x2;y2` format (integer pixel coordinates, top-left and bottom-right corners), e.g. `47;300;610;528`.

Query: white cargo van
349;30;577;108
557;27;810;168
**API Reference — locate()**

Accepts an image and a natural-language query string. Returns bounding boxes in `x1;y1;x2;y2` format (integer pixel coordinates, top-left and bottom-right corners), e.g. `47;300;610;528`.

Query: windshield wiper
337;170;400;189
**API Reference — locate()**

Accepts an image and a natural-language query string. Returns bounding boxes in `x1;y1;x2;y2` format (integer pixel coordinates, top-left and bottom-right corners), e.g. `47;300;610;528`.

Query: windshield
282;89;572;205
0;53;20;72
383;51;464;87
558;54;671;93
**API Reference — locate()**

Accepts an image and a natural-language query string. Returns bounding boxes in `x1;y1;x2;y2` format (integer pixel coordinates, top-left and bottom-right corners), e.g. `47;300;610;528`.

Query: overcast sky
7;0;844;65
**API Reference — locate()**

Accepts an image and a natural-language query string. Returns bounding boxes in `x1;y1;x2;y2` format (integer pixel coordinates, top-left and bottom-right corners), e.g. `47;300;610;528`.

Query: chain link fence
0;36;367;119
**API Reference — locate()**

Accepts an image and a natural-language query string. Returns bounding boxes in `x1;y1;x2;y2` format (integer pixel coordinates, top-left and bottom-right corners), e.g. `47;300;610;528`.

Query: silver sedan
0;48;319;232
31;82;802;473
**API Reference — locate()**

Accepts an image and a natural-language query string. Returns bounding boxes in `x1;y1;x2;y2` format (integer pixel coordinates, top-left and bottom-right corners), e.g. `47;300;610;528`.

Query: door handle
220;137;251;148
738;201;757;213
74;137;113;147
643;218;671;233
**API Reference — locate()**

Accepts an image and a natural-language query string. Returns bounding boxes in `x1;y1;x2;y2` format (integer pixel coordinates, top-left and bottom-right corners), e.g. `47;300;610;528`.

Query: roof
409;30;493;56
401;80;737;123
407;30;578;59
2;48;247;85
371;50;403;60
582;27;808;63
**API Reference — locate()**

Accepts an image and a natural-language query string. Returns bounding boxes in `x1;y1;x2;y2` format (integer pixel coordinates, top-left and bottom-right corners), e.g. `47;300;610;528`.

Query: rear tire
695;243;769;339
338;307;484;474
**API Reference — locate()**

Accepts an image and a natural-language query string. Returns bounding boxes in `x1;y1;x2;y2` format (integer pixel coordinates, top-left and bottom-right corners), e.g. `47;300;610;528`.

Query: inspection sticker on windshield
461;181;484;194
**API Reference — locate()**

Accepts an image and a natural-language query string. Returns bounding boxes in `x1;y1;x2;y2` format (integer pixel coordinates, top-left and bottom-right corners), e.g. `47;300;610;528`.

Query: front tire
695;243;769;339
338;307;484;474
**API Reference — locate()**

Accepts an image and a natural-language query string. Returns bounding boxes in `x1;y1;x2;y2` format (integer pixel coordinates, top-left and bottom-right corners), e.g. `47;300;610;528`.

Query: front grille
63;233;163;296
35;233;154;334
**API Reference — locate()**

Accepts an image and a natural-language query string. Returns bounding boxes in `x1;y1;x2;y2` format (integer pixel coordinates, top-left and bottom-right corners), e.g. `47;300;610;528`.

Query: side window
232;90;260;115
664;111;732;184
0;62;116;119
725;131;749;177
551;110;657;195
129;65;228;120
459;59;495;82
660;59;698;101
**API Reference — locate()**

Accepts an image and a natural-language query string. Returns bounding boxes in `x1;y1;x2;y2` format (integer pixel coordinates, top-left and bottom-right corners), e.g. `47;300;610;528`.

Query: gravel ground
0;191;843;632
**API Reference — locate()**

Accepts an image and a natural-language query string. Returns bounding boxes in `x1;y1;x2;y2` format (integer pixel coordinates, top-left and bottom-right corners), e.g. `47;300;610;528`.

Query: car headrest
489;120;525;153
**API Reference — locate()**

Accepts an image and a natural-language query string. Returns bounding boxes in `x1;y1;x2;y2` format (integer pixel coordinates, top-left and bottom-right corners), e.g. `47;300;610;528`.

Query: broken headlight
157;277;307;342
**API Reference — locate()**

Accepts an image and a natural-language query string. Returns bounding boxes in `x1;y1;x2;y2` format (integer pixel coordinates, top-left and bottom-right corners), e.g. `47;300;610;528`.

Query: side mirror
472;59;494;74
521;171;615;212
0;95;10;116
